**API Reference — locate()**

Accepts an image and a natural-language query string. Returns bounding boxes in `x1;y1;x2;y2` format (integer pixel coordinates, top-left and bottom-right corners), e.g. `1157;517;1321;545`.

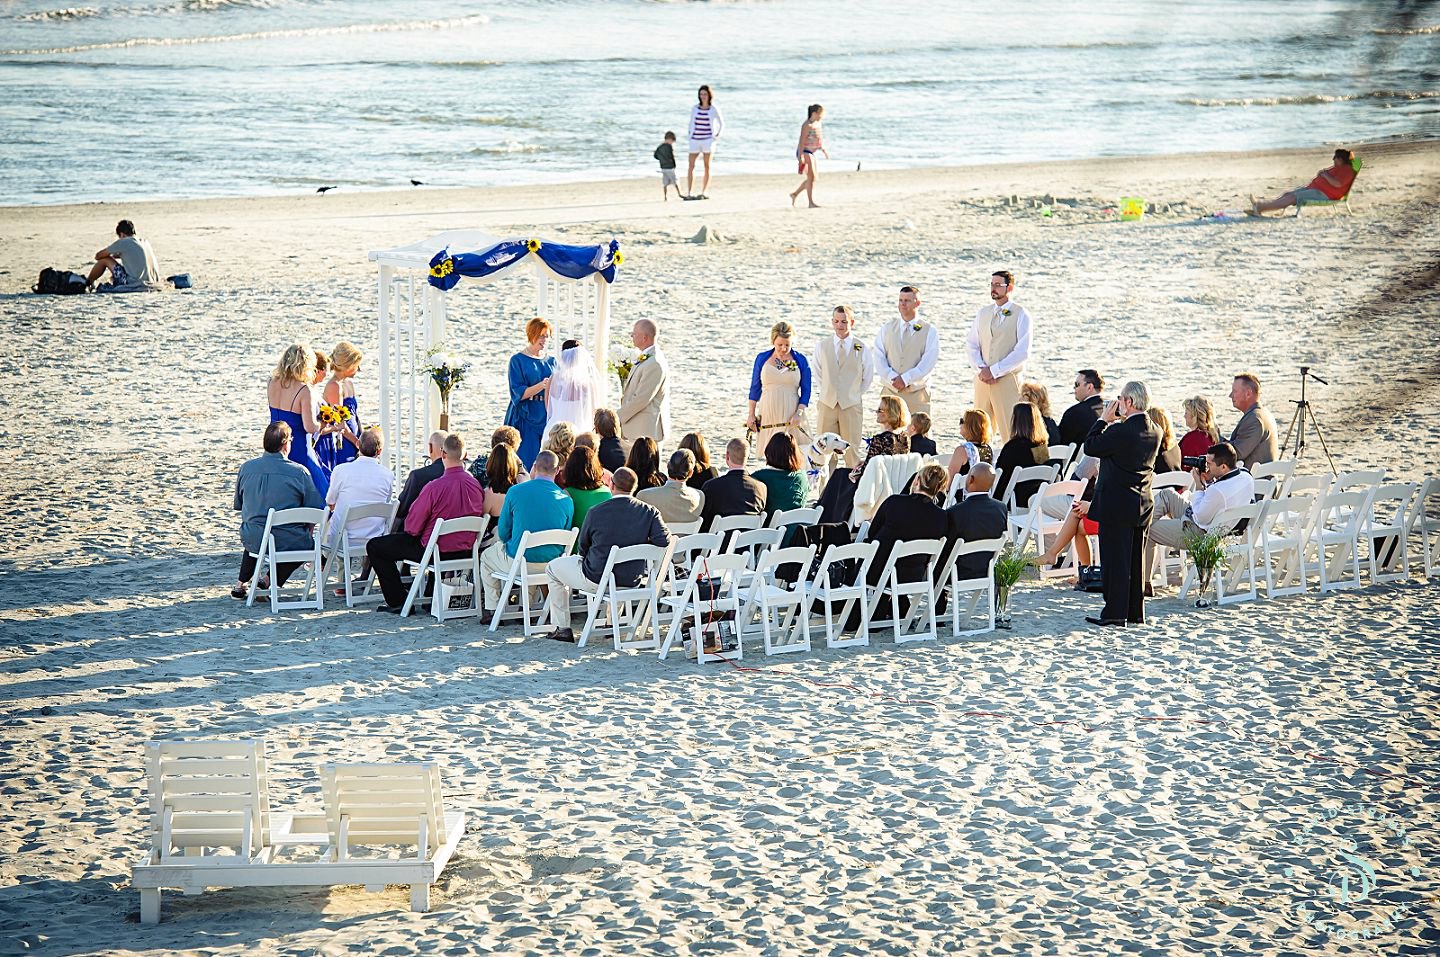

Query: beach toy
1119;197;1145;222
167;273;192;289
1040;205;1052;217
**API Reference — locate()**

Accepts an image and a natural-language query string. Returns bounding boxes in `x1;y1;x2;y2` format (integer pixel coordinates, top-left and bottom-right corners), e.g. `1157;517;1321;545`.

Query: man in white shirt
1145;441;1255;581
87;218;161;292
326;427;395;549
813;305;875;468
966;270;1033;441
874;285;939;416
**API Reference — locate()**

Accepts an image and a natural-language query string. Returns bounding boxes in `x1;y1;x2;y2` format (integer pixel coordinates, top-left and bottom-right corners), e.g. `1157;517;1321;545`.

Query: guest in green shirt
562;446;612;529
752;432;809;520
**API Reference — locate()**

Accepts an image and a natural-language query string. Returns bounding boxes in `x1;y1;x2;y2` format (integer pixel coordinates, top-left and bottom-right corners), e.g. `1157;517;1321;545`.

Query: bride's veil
551;342;600;403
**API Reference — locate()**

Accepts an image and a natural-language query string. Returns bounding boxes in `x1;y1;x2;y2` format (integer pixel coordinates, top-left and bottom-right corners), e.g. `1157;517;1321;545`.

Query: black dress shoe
1085;616;1127;628
375;605;400;614
541;628;575;643
1129;617;1146;626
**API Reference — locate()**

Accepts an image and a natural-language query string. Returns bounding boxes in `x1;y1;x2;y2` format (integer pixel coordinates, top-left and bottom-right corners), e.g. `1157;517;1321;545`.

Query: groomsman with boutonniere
874;285;939;417
814;305;875;469
967;270;1033;442
617;318;671;451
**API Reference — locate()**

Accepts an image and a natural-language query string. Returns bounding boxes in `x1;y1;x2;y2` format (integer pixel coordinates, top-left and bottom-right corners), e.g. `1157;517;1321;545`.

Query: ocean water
1;0;1435;206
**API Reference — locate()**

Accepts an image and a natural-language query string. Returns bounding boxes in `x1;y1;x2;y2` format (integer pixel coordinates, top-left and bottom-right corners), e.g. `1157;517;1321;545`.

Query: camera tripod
1282;366;1336;473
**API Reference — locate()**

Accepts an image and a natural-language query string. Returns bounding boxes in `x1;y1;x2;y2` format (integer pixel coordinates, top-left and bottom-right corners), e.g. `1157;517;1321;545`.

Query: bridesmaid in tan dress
746;320;813;457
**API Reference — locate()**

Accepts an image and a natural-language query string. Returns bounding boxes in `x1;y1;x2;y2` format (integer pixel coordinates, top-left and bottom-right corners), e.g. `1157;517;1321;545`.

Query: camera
1181;455;1207;471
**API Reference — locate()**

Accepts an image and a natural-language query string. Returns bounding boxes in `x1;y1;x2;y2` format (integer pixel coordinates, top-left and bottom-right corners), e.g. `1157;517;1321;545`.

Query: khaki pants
546;554;598;629
816;401;864;468
882;384;931;417
479;542;514;609
973;371;1021;442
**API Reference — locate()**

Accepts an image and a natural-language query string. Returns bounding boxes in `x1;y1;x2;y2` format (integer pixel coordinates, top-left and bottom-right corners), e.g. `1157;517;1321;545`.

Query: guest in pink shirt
367;432;484;611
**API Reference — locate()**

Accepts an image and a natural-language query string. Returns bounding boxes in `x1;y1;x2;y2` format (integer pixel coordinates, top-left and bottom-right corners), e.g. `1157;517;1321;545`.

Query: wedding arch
367;229;622;475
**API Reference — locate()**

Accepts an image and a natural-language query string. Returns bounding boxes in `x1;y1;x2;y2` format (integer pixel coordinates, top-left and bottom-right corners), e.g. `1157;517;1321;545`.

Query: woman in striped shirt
686;84;723;200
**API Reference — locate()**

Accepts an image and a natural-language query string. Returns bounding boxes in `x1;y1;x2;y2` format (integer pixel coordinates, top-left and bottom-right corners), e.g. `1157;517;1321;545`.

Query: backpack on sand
33;267;89;295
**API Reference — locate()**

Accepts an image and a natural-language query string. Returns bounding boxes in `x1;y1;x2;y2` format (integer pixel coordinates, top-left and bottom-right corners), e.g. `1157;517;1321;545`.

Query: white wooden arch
368;229;613;477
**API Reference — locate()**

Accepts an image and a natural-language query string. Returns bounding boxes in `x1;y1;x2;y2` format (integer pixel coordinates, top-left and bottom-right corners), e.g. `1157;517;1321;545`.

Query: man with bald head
617;318;670;448
390;430;449;534
943;461;1008;580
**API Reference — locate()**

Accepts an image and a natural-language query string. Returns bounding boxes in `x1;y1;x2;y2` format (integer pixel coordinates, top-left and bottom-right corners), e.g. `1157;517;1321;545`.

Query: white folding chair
667;531;725;599
1251;460;1295;497
666;520;702;536
768;506;821;530
1331;469;1386;494
864;539;944;644
943;472;966;508
725;526;785;593
1250;477;1277;502
1406;477;1440;579
1180;502;1265;605
1261;495;1312;598
738;544;817;656
489;528;578;634
709;512;764;546
400;516;489;621
1308;489;1370;593
324;502;396;607
245;507;327;612
998;464;1059;508
1286;474;1331;499
658;552;750;663
806;540;879;649
1363;483;1416;584
1012;480;1083;569
577;542;674;652
1047;444;1076;473
945;537;1004;636
1153;470;1191;492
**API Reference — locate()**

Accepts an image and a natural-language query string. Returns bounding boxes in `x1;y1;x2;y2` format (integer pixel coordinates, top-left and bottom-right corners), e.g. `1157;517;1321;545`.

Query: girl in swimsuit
790;104;829;209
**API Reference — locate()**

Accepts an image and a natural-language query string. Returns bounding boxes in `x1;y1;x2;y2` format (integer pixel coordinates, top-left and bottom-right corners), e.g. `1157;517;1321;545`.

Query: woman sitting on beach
594;408;626;473
317;340;364;476
266;343;334;497
572;432;614;489
480;444;521;548
1021;381;1062;447
625;436;666;492
504;317;555;469
679;432;719;491
1178;396;1220;470
563;446;612;530
1148;406;1183;475
947;408;995;485
747;320;812;457
994;402;1050;508
543;421;577;488
789;103;829;208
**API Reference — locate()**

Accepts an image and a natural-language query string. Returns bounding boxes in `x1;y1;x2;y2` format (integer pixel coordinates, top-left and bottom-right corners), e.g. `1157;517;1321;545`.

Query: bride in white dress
545;339;603;440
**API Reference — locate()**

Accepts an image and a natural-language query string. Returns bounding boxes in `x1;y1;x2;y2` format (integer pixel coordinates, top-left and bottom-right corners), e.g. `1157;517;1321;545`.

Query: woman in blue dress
316;340;364;476
504;317;555;469
266;343;332;497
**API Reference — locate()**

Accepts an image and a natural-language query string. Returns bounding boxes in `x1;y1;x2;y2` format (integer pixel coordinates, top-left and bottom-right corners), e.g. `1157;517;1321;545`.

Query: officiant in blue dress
504;317;555;468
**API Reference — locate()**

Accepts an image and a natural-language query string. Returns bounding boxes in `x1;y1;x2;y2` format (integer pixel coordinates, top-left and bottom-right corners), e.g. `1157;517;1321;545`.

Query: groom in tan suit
814;305;874;468
617;318;670;448
874;285;939;415
966;270;1033;442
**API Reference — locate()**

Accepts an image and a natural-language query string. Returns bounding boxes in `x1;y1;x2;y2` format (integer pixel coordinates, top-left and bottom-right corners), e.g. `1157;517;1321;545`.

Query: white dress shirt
1187;468;1256;531
873;315;940;387
831;333;876;394
965;299;1033;378
326;455;395;545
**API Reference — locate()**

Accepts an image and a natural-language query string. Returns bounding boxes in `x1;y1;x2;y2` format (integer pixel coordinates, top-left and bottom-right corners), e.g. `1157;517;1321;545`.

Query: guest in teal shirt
752;432;809;520
482;449;574;611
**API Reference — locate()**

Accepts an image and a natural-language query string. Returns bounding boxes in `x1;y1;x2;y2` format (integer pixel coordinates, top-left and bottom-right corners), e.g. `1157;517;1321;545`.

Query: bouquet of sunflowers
318;403;353;427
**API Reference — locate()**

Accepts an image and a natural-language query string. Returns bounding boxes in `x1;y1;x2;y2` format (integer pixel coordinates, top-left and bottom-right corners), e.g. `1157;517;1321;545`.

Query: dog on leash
801;432;850;483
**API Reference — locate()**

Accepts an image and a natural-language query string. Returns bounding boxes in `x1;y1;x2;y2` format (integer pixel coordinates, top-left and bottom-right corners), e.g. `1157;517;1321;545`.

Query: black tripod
1282;366;1337;473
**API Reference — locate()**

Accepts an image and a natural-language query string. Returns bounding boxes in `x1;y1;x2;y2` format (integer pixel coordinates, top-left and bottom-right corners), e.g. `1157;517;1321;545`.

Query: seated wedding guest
701;438;767;529
625;436;666;492
480;444;521;547
752;432;808;520
944;462;1009;579
543;421;577;487
907;412;938;457
866;463;948;586
1036;478;1096;573
325;426;393;550
946;408;995;484
1228;372;1278;467
392;430;448;533
480;450;573;616
817;394;909;525
679;432;720;491
1144;441;1254;582
541;468;672;643
1148;406;1183;475
469;426;526;489
367;432;484;613
638;449;706;526
593;408;627;472
994;402;1051;508
572;432;614;489
563;446;612;530
1178;396;1221;469
1059;369;1105;448
232;421;324;598
1021;381;1062;446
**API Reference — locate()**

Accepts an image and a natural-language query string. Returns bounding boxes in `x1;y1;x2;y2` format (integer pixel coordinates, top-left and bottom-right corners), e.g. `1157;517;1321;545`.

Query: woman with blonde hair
542;420;577;487
1178;396;1221;471
746;319;812;458
266;343;332;496
1020;381;1061;445
947;408;996;484
504;317;555;468
318;340;365;475
1148;406;1183;474
816;393;910;524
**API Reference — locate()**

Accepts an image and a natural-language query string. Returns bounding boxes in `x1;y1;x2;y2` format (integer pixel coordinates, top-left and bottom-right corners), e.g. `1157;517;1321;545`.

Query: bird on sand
410;179;424;186
316;186;338;194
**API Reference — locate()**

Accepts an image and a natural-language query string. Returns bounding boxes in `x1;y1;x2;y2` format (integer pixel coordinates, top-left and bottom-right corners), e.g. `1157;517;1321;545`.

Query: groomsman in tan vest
966;270;1033;441
874;285;939;416
813;305;875;469
617;318;670;449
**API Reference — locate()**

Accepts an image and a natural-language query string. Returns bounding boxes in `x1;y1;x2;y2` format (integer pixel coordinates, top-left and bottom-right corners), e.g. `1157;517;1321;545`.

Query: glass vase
1194;566;1215;608
995;584;1013;629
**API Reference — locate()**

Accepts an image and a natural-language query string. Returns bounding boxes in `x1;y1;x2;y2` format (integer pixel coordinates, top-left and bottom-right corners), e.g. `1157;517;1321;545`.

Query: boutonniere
1001;307;1013;318
780;359;799;371
911;322;923;332
852;341;863;353
635;353;649;364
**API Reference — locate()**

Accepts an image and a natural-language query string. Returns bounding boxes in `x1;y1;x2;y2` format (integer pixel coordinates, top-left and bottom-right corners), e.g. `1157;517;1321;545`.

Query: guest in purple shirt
367;433;484;611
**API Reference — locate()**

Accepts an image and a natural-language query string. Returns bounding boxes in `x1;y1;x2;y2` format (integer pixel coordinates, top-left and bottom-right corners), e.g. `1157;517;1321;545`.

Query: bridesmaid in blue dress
317;340;364;476
504;317;555;469
266;343;332;498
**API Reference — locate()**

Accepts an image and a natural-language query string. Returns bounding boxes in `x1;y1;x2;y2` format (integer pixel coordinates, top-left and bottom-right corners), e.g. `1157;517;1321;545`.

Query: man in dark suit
700;438;767;530
389;430;448;534
1059;369;1105;449
1083;381;1161;627
944;462;1009;580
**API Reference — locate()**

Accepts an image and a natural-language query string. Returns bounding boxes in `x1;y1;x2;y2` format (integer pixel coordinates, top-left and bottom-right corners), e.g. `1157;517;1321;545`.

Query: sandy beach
1;143;1438;955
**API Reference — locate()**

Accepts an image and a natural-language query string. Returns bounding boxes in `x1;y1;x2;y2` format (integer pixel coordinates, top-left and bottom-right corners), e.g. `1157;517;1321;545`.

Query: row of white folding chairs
244;501;402;613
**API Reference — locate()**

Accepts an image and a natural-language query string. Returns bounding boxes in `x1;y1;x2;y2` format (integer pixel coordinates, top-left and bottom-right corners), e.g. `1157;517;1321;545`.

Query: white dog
802;432;850;483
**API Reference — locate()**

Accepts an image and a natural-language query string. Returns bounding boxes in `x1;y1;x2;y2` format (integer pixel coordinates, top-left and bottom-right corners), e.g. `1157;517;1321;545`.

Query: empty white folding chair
1250;477;1277;502
1308;489;1370;593
1406;477;1440;579
864;539;944;644
658;552;750;663
667;519;702;536
1251;460;1295;497
1286;473;1331;499
1179;502;1266;605
489;528;579;634
1261;495;1312;598
1153;470;1191;492
400;515;489;621
1331;469;1386;494
246;507;327;612
1363;483;1416;584
1012;480;1083;570
768;506;821;530
806;540;879;649
738;544;817;656
944;537;1005;636
725;526;786;593
576;542;674;652
324;502;396;607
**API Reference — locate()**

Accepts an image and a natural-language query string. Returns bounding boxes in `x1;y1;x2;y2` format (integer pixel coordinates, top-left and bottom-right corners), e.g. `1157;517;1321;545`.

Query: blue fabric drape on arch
427;238;621;291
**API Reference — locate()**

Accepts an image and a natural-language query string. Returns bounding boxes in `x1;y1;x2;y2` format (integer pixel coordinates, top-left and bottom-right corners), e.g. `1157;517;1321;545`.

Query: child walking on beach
654;131;679;201
790;104;829;208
